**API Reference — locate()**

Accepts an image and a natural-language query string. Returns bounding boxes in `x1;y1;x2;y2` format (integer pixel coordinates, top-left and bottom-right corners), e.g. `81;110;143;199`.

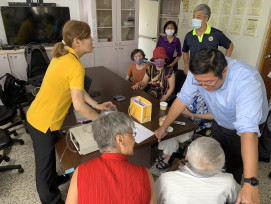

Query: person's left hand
160;96;167;102
235;183;260;204
96;101;116;111
168;63;174;68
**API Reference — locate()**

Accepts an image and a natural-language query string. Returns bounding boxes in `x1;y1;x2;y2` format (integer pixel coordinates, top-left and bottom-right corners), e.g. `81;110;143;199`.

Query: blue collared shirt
177;57;268;136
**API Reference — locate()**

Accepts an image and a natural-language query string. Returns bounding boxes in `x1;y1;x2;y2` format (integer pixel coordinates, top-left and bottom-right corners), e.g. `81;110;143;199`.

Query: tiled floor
0;125;271;203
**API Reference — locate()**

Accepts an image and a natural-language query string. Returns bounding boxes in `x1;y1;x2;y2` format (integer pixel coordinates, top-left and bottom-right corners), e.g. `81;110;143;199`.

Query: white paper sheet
134;122;154;144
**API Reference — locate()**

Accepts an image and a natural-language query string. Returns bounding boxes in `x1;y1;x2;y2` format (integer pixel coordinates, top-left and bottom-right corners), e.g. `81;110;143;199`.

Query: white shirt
155;165;241;204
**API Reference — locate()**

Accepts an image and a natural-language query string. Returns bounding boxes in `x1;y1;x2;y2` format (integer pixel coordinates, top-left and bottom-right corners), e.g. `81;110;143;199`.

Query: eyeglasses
192;77;219;88
127;127;138;137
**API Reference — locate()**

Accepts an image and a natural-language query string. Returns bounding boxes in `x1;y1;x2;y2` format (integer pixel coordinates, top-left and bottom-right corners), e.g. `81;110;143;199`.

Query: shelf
121;26;135;28
97;9;112;11
121;9;135;11
97;27;113;29
160;14;179;18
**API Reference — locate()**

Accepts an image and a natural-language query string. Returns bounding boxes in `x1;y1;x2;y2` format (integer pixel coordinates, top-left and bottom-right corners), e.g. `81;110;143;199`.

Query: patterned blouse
187;93;212;130
146;65;174;100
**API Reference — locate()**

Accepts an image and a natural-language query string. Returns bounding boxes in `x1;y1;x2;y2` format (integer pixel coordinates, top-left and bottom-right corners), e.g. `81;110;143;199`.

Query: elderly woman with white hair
66;112;156;204
155;137;240;204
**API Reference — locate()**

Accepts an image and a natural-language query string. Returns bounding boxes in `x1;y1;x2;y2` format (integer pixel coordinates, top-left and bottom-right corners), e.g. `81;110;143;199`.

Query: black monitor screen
1;6;70;45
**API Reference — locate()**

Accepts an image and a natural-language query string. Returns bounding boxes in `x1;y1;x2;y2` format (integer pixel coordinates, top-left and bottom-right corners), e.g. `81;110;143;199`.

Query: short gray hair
92;112;134;153
187;137;225;176
194;4;211;20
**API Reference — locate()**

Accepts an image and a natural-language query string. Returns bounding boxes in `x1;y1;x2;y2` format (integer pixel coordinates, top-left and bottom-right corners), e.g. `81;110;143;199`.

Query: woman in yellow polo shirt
26;20;115;204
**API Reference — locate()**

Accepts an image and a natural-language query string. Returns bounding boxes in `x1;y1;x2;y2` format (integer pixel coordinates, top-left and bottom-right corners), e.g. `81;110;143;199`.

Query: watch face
251;178;259;186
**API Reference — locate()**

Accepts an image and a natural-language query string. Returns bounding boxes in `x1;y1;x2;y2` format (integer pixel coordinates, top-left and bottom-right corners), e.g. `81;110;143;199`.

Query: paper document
134;122;154;144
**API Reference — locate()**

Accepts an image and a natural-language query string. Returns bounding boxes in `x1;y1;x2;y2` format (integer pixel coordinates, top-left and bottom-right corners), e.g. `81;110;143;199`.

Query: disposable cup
160;102;168;111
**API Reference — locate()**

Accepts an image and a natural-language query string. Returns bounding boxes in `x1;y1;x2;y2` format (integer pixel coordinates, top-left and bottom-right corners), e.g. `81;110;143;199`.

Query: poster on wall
248;0;262;16
222;0;233;15
234;0;247;15
244;18;258;36
220;16;230;33
183;0;190;12
231;17;243;34
211;0;221;14
208;15;218;28
202;0;209;5
190;0;200;12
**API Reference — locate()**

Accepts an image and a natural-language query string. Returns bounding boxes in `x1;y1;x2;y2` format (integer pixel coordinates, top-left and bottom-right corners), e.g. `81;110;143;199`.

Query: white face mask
165;29;174;36
192;19;202;29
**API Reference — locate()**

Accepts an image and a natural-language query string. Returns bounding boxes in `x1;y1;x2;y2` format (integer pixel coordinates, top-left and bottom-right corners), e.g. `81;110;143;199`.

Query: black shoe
259;157;270;163
56;199;65;204
56;174;71;187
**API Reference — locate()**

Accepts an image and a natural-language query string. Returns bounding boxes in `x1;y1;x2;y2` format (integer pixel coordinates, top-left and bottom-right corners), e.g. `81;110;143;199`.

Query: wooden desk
56;66;198;173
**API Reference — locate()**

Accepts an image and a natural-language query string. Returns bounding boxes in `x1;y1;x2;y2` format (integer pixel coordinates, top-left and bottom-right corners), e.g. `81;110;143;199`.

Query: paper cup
160;102;168;111
159;116;167;126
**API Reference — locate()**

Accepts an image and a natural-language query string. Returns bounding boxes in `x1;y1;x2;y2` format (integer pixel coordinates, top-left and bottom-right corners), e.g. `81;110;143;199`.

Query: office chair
167;70;187;106
0;125;24;173
0;84;25;173
0;82;31;132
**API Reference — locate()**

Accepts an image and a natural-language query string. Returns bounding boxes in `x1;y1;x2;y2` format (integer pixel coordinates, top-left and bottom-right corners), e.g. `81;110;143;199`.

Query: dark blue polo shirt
182;25;231;63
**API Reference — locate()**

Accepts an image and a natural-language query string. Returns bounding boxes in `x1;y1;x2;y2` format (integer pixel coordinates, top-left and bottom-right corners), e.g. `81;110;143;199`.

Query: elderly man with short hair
155;137;241;204
183;4;234;75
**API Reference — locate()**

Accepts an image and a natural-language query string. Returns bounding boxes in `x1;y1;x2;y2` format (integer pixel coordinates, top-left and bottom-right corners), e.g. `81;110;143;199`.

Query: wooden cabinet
89;0;139;78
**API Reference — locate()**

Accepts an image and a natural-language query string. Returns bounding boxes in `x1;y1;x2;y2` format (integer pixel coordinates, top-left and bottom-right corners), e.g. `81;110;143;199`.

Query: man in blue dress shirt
155;48;268;204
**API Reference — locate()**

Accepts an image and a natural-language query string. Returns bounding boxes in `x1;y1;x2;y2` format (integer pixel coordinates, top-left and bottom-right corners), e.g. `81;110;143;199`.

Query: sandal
154;155;164;162
156;160;169;170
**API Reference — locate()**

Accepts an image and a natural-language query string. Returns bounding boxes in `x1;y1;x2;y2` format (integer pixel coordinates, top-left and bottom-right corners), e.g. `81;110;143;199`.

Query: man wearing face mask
182;4;234;75
156;21;182;72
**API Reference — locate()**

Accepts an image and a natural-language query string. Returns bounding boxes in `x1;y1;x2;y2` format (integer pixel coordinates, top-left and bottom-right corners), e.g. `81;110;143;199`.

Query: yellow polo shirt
27;46;85;133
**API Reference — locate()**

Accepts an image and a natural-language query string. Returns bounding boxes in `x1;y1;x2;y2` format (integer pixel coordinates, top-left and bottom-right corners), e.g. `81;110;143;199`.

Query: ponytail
52;42;69;58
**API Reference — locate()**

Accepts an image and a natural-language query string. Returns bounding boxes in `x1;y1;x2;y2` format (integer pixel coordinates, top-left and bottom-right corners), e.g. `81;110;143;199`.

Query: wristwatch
243;177;259;186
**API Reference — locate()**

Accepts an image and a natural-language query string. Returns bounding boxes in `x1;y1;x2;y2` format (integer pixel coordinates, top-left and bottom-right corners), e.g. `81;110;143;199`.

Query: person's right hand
131;83;140;90
181;108;193;118
154;126;168;142
184;65;189;75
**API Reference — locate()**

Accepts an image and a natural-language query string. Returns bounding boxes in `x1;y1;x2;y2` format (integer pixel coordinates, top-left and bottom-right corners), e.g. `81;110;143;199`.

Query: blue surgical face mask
154;60;165;68
134;58;143;65
192;19;202;29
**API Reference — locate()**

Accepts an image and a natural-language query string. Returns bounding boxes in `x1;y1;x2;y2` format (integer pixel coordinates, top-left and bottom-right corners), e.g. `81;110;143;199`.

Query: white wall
0;0;80;44
176;0;271;70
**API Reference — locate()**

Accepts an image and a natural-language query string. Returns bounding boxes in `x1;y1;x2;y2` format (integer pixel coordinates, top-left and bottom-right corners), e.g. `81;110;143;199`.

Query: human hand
235;184;260;204
97;101;116;111
160;95;167;102
184;65;189;75
181;108;193;118
154;126;168;142
131;83;140;90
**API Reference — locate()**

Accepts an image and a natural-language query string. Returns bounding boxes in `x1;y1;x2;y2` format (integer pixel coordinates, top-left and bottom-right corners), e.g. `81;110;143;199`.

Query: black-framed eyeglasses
192;77;219;88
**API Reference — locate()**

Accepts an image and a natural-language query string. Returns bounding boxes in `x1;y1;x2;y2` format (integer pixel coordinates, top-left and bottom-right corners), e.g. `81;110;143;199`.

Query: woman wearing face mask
156;21;182;72
126;49;150;85
132;47;175;102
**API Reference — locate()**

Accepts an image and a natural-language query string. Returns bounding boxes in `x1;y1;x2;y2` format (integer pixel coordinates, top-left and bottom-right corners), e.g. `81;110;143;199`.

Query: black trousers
212;120;243;184
258;111;271;158
27;121;61;204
